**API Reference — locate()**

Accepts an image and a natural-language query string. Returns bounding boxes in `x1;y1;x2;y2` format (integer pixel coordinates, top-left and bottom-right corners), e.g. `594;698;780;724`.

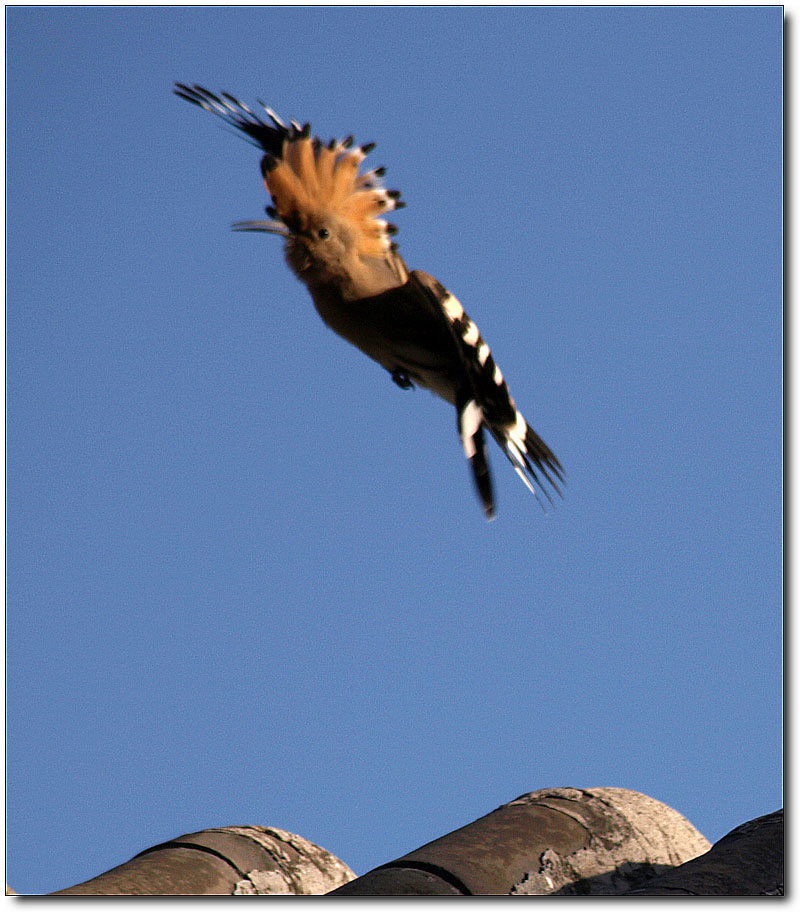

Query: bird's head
232;128;404;296
281;207;360;286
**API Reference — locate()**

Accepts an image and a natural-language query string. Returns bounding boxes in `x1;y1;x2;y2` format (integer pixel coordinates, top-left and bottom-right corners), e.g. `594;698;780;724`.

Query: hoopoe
175;84;564;519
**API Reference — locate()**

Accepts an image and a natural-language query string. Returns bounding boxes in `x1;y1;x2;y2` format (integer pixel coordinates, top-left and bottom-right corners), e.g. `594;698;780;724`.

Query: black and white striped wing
410;270;564;517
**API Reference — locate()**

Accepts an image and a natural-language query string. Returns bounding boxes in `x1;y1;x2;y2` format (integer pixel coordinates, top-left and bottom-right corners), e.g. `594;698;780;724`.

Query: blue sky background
6;6;782;895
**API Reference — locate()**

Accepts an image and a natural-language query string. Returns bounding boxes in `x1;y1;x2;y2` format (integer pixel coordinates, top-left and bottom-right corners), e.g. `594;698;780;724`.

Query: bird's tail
458;397;495;520
489;410;565;511
458;395;564;518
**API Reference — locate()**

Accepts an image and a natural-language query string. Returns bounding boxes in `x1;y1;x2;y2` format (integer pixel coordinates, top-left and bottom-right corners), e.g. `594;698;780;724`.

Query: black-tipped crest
175;84;407;259
174;83;288;155
261;154;279;175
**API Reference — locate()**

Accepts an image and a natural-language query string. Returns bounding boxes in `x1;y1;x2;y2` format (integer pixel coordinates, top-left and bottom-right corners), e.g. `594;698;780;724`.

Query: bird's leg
391;368;415;390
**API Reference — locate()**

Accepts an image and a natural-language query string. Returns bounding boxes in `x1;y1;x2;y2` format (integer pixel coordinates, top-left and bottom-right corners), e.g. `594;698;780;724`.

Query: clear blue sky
6;6;782;895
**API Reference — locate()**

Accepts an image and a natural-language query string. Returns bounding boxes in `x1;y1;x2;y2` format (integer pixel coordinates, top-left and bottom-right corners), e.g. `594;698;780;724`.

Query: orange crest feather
264;132;403;259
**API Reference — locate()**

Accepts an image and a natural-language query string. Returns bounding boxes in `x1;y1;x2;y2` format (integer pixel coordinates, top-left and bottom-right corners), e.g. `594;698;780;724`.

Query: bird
174;83;564;519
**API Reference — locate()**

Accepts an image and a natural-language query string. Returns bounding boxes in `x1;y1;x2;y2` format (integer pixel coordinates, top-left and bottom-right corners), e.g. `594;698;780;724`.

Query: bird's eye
318;228;330;240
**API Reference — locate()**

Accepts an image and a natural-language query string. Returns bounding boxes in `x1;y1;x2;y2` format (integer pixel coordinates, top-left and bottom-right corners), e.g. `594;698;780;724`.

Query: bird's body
175;84;563;518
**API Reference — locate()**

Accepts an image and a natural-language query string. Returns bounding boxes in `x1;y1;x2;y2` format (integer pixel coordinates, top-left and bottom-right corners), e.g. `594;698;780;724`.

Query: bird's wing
409;270;564;511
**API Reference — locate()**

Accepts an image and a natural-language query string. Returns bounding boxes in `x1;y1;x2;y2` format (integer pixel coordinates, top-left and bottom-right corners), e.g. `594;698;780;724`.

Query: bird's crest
261;131;403;258
174;84;404;259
